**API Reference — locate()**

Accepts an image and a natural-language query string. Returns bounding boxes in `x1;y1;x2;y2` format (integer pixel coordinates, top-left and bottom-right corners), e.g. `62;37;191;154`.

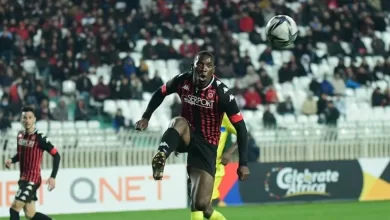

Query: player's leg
189;167;226;220
23;201;36;219
211;176;225;207
10;200;24;220
152;116;191;180
25;189;52;220
10;181;29;220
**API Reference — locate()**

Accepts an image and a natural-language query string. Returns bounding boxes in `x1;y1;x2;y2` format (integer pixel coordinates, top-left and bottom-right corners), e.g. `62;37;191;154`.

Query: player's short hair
21;106;36;115
196;51;215;64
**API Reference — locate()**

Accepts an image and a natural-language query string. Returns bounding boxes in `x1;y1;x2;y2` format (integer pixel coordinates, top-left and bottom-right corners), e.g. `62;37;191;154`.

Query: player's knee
169;116;189;134
193;198;210;211
11;200;24;212
24;206;36;219
25;212;35;219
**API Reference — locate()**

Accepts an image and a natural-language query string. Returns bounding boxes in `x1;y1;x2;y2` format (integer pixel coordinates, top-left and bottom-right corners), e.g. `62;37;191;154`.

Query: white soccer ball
265;15;298;49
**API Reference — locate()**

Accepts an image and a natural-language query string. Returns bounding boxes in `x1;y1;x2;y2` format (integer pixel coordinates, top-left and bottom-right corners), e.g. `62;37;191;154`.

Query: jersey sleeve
223;114;237;135
161;73;185;96
37;133;58;156
219;89;244;124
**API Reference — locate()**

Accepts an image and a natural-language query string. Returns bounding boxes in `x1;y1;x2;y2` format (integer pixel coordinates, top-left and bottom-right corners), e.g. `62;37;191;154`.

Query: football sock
9;208;19;220
158;128;181;158
191;211;204;220
208;210;227;220
31;212;52;220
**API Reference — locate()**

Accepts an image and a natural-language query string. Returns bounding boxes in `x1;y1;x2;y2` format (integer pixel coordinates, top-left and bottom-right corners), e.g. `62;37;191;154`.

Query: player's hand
47;177;56;191
237;166;250;181
221;153;232;166
5;159;12;169
135;118;149;131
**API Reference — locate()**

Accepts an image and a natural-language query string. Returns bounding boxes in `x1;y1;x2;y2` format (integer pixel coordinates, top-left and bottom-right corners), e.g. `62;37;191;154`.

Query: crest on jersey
207;90;216;99
182;84;190;91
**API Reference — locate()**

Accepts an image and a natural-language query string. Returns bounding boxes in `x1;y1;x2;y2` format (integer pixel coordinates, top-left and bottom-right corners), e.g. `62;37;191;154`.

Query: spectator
113;108;126;132
239;11;255;32
264;86;278;104
0;110;11;132
277;96;295;115
142;39;157;59
130;75;143;100
302;94;317;115
263;106;277;128
179;35;199;58
320;76;334;96
76;72;93;104
74;100;89;121
116;77;132;100
123;57;137;78
141;71;163;93
278;63;294;83
371;87;386;107
323;101;340;126
258;47;274;65
239;66;259;88
216;58;235;78
317;93;328;114
371;35;386;56
112;59;126;80
243;86;261;110
91;77;111;103
327;35;345;56
259;70;273;87
137;59;149;77
331;73;346;96
36;99;52;120
52;99;69;121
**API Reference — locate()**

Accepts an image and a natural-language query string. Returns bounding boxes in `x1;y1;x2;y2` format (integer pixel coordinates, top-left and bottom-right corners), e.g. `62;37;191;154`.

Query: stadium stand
1;0;390;159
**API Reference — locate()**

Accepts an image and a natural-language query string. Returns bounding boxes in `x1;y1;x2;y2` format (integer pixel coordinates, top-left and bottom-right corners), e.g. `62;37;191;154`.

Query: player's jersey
215;114;237;177
16;130;58;183
162;72;243;146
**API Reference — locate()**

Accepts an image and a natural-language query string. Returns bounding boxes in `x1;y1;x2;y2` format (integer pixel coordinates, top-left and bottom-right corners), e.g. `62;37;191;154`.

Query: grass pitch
1;200;389;220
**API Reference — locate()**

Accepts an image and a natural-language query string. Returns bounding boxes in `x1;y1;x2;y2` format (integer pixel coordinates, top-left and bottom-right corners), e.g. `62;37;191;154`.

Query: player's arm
220;92;248;167
37;134;61;178
11;153;19;163
142;74;181;120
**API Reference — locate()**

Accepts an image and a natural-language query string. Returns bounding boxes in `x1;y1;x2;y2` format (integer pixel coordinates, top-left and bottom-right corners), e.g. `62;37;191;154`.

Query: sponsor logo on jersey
207;89;216;99
183;95;214;108
18;139;35;148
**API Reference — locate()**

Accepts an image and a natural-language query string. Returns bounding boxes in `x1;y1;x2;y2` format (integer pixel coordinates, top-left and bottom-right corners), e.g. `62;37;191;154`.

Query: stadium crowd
0;0;389;131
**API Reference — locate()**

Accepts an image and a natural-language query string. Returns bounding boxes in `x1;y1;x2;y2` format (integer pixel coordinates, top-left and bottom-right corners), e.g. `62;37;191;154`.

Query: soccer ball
265;15;298;49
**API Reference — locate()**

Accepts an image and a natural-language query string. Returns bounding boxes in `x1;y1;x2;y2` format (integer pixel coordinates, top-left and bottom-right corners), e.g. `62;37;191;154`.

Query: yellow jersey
215;114;237;177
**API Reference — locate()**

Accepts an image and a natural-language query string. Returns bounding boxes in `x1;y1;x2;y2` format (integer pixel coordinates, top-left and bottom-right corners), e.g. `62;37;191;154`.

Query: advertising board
0;165;187;216
218;158;390;205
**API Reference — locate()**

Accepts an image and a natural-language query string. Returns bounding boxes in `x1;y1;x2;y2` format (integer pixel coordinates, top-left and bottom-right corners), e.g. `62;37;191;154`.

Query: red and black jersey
161;72;243;146
16;130;58;184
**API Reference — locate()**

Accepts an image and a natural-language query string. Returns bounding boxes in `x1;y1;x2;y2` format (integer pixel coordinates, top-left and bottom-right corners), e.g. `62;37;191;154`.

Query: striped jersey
161;72;243;146
16;130;58;183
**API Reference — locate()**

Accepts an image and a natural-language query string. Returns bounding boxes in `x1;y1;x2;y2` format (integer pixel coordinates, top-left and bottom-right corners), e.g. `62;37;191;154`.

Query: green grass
2;200;389;220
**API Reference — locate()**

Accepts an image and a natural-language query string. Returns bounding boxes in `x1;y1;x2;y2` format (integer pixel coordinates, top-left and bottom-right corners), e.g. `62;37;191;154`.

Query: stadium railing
1;123;389;169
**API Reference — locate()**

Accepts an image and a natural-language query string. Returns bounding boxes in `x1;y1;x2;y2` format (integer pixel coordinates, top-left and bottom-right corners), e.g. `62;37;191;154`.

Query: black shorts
15;180;40;203
177;130;217;178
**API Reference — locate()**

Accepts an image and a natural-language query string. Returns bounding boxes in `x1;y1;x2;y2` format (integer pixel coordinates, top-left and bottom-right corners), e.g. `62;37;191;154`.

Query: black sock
9;208;19;220
158;128;181;158
32;212;52;220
